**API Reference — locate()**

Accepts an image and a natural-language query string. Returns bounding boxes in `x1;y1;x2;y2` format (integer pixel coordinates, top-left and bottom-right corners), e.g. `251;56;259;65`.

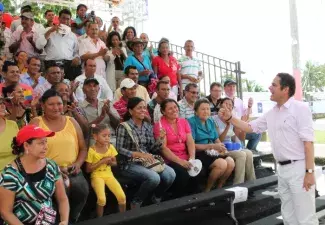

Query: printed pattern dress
0;159;60;224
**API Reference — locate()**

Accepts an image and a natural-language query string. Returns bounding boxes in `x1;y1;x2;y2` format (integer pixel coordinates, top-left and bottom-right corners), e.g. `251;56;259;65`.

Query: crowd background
0;3;262;224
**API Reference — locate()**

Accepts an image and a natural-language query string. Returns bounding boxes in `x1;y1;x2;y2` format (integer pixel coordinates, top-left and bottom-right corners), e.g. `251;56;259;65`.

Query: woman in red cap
0;125;69;225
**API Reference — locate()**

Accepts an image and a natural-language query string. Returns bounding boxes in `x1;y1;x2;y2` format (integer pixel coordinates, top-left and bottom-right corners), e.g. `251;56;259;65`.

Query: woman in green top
0;125;69;225
0;95;18;171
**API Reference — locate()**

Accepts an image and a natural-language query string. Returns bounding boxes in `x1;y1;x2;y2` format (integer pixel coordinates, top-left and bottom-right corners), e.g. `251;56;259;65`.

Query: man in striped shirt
179;40;203;90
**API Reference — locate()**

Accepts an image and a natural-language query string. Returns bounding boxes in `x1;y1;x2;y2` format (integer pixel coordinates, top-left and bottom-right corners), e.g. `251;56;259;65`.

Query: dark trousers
168;161;199;198
44;60;82;81
67;172;89;223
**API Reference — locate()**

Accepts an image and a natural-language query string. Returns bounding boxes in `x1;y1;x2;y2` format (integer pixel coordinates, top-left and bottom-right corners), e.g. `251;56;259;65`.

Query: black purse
15;158;57;225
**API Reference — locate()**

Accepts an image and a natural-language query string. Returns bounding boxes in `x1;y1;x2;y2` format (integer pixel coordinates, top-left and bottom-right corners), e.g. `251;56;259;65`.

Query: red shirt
113;97;128;121
152;56;180;87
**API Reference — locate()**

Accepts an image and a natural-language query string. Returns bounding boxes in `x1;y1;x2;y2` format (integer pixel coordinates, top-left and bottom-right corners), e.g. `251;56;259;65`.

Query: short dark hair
27;56;40;65
156;81;169;91
124;65;137;76
21;5;32;13
41;89;62;103
46;64;61;74
160;98;179;114
59;9;72;18
194;98;210;112
276;73;296;97
210;82;222;91
122;26;137;41
77;4;87;11
44;10;54;16
2;61;18;72
185;83;198;92
84;58;95;66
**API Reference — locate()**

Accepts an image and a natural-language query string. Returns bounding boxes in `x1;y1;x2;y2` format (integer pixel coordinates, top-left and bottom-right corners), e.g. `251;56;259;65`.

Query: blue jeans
245;132;262;151
120;163;176;205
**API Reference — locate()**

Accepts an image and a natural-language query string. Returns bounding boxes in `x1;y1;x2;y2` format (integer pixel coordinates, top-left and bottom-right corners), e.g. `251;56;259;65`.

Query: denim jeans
245;132;262;151
68;172;89;223
120;163;176;205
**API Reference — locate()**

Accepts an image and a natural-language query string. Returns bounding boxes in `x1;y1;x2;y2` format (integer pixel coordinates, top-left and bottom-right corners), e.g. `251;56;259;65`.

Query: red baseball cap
16;125;55;146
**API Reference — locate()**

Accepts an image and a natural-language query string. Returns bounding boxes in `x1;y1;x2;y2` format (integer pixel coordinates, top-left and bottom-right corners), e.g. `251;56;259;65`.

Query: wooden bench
76;175;278;225
247;195;325;225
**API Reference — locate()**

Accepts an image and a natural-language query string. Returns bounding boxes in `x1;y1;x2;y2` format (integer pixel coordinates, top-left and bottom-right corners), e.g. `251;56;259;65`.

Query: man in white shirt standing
79;22;107;78
108;16;123;37
179;40;203;90
223;79;262;151
9;12;43;58
10;5;32;33
219;73;317;225
74;59;113;102
36;9;81;81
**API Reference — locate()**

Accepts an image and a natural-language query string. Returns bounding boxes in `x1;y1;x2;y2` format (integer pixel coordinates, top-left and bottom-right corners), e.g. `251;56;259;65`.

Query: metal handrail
151;41;243;98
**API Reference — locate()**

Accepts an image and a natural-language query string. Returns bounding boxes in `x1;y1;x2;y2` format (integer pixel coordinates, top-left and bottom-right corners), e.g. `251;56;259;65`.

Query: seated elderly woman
187;98;235;192
213;97;256;184
0;125;69;225
29;89;89;223
116;97;176;209
153;99;199;197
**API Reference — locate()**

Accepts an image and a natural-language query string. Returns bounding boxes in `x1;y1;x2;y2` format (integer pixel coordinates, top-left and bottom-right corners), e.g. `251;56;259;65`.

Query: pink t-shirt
154;116;191;161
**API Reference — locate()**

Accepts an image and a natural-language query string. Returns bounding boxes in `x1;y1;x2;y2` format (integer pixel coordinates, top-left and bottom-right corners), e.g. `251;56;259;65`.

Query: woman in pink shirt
153;99;196;197
152;38;182;98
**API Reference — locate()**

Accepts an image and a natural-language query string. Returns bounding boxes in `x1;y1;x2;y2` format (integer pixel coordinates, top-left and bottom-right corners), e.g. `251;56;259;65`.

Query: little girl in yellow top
85;124;126;217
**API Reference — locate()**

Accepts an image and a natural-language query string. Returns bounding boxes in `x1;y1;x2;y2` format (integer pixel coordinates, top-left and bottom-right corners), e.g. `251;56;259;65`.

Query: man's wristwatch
306;169;314;173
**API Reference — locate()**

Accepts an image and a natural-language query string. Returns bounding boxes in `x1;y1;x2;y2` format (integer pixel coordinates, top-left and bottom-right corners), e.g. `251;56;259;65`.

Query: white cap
120;78;137;89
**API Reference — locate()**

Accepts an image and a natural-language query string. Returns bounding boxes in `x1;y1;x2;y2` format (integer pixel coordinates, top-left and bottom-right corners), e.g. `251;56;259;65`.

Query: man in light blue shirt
19;56;45;89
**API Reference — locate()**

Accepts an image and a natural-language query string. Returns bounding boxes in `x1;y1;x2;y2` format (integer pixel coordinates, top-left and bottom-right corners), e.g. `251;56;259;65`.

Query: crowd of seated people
0;4;261;224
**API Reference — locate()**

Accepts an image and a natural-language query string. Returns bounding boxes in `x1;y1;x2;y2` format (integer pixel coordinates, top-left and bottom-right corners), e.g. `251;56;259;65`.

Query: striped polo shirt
178;56;202;89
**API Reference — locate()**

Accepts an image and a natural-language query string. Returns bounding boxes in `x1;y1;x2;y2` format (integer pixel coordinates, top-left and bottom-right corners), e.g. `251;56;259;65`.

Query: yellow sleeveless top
37;116;79;167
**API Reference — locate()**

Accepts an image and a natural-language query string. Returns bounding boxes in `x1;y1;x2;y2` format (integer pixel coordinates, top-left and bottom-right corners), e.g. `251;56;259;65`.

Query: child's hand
102;157;112;165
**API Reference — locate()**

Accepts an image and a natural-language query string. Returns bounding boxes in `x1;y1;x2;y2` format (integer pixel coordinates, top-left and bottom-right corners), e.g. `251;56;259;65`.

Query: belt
278;160;299;166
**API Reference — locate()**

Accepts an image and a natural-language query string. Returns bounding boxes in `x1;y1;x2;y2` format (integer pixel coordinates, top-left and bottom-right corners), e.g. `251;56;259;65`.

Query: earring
25;149;29;155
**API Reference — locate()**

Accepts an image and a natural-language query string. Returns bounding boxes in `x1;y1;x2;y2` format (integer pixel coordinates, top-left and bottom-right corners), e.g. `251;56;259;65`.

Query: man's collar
183;97;194;108
275;97;294;109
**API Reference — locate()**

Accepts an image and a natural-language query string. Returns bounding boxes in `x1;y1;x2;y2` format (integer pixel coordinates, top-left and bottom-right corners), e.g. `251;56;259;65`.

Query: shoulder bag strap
15;158;44;200
120;122;142;152
132;55;147;70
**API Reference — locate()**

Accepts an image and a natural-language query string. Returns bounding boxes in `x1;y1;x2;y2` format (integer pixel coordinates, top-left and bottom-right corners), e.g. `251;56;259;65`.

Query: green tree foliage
1;0;17;14
3;0;76;24
222;74;266;92
302;61;325;92
242;78;266;92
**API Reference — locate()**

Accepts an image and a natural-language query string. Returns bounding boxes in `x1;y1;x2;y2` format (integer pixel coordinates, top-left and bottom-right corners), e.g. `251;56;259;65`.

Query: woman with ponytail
0;125;69;225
